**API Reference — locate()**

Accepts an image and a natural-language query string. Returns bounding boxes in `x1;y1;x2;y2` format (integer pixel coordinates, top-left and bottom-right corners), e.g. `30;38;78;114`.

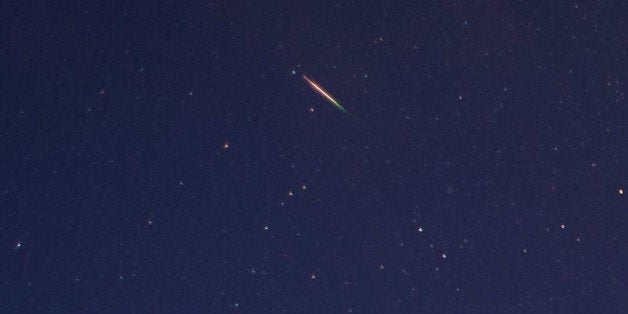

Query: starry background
1;1;626;313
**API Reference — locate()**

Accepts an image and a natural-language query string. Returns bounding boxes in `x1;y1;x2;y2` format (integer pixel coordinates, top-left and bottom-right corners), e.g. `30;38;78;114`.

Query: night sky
1;1;626;313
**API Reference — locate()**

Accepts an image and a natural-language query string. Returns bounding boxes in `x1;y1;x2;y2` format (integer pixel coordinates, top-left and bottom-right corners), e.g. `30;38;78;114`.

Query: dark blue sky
1;1;626;313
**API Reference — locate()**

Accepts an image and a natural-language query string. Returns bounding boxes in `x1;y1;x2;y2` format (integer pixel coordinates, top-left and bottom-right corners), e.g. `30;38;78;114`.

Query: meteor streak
302;75;348;114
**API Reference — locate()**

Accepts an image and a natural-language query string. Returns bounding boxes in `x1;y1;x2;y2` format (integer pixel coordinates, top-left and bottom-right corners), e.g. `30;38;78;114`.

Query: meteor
302;75;348;114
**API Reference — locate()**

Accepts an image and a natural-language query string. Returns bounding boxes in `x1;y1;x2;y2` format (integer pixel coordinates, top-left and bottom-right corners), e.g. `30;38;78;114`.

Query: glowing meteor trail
302;75;348;114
